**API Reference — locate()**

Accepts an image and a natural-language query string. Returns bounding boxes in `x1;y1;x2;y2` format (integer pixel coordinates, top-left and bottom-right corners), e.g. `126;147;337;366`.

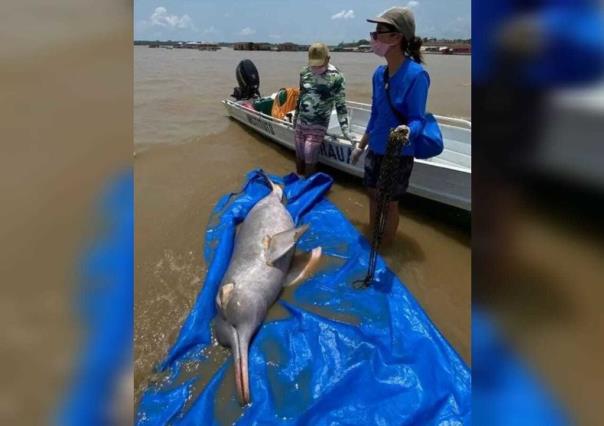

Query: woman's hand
351;145;364;165
351;133;369;165
393;125;410;141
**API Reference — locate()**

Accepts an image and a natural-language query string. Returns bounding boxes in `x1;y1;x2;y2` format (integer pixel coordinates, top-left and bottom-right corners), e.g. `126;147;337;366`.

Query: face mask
370;39;392;57
311;65;327;75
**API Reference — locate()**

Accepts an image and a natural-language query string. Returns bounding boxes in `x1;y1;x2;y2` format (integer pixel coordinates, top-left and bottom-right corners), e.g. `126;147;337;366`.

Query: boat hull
223;99;471;211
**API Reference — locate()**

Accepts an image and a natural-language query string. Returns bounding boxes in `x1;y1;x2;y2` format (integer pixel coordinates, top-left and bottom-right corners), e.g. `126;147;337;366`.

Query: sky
134;0;471;43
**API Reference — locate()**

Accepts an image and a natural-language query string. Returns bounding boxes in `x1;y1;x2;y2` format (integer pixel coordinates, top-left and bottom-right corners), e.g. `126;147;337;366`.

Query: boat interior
326;101;471;172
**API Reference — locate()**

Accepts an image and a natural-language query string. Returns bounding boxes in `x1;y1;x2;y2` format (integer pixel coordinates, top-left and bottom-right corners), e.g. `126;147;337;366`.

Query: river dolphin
213;175;321;405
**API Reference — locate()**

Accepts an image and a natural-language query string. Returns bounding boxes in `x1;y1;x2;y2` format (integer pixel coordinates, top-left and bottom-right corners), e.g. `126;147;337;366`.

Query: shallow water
134;46;471;407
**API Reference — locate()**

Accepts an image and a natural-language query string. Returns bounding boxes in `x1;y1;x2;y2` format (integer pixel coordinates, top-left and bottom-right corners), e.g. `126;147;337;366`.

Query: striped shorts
294;123;327;164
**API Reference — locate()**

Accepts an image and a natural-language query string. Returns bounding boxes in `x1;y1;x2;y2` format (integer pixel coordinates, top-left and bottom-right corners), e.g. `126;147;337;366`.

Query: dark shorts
363;150;414;201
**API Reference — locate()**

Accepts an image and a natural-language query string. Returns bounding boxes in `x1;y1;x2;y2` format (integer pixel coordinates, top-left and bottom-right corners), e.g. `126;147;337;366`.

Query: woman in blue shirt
352;7;429;244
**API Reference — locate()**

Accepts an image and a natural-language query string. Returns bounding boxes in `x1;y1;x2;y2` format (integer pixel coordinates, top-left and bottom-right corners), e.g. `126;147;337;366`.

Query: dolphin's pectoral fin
265;224;309;266
284;246;322;287
216;283;235;311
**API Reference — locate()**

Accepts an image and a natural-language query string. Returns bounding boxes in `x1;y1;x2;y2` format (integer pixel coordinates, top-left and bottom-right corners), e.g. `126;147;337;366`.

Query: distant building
452;46;472;55
233;42;272;51
278;42;299;51
233;42;252;50
423;41;471;55
198;43;220;51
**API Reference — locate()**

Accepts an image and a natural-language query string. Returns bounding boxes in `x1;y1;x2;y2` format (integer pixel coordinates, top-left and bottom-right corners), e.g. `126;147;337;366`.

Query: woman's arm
333;74;351;140
351;69;380;164
362;69;380;146
405;71;430;141
357;133;369;150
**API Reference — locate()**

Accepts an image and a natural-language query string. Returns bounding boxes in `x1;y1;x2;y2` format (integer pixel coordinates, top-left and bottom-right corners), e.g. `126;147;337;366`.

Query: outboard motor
231;59;260;100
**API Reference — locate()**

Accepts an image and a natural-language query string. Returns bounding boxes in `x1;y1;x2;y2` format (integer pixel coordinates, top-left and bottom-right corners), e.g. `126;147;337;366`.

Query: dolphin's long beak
233;329;250;405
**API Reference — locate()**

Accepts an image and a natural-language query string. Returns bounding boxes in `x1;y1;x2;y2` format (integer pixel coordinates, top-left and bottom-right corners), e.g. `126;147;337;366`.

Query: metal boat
223;98;471;211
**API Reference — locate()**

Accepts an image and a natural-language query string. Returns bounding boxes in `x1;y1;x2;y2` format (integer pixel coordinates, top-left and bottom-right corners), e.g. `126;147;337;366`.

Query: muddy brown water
134;47;471;411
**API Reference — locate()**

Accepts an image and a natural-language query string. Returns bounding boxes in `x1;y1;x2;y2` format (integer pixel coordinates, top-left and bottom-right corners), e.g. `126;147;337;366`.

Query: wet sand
134;47;471;404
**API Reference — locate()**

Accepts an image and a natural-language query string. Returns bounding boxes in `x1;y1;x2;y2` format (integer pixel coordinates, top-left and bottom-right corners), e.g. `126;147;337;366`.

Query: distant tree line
334;37;471;48
134;40;174;46
335;40;371;48
422;37;471;44
135;38;471;48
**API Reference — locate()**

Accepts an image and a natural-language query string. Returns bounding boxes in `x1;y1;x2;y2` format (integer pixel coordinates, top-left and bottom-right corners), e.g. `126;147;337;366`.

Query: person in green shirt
293;43;353;176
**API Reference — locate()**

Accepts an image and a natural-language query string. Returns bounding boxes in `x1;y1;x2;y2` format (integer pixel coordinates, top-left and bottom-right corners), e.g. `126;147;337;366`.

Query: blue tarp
472;308;568;425
57;170;133;425
137;170;471;425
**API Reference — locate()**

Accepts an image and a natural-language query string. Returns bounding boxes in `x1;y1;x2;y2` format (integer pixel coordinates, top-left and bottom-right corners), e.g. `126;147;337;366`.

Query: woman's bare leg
381;201;400;245
367;188;377;232
295;157;305;176
305;162;317;177
367;187;399;245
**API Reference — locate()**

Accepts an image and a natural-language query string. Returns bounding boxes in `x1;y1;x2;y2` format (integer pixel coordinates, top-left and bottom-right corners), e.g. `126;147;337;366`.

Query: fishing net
354;127;409;288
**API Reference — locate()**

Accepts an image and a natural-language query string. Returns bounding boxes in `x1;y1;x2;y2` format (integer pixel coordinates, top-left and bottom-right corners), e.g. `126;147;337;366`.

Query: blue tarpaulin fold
137;170;471;425
57;170;133;426
472;308;568;425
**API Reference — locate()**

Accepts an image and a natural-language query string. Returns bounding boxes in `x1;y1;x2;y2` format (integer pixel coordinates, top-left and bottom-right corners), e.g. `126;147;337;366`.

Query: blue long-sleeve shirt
473;0;604;86
366;59;430;156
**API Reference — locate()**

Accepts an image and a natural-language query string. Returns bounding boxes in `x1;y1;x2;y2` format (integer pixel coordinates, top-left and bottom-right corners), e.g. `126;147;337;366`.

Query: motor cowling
231;59;260;100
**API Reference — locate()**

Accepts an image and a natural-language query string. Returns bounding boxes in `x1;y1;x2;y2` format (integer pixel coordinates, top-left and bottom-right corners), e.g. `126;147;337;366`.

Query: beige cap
367;7;415;41
308;43;329;66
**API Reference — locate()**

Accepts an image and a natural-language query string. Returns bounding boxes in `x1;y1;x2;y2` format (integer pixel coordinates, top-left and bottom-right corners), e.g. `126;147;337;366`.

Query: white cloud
239;27;256;36
150;7;196;30
331;10;355;20
407;1;420;7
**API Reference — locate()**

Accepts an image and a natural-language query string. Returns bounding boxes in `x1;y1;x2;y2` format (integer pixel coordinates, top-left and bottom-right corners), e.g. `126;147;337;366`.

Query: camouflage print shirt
293;64;350;139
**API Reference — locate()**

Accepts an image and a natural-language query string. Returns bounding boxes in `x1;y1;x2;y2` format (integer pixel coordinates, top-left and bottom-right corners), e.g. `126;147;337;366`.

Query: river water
134;46;471;405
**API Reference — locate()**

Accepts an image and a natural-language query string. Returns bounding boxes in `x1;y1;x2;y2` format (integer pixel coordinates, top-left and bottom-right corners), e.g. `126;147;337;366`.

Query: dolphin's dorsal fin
284;246;322;287
265;224;309;266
